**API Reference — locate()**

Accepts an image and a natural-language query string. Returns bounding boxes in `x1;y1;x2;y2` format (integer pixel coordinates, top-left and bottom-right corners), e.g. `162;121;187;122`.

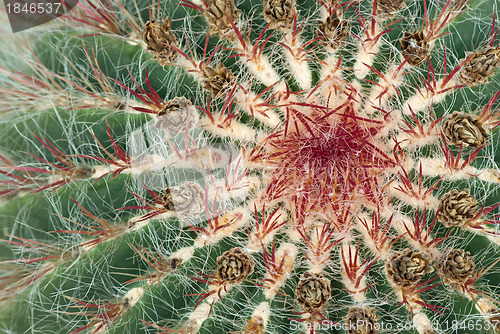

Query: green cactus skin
1;0;500;333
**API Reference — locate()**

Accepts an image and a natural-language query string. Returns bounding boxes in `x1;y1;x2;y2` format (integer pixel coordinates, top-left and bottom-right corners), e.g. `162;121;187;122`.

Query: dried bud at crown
437;249;475;288
376;0;406;17
202;63;236;97
243;315;264;334
143;18;178;65
437;189;478;227
344;307;378;334
317;12;349;49
205;0;240;38
295;272;331;312
443;111;488;147
156;97;194;137
387;249;433;287
459;46;500;86
400;31;430;66
217;247;255;284
263;0;298;31
162;182;205;218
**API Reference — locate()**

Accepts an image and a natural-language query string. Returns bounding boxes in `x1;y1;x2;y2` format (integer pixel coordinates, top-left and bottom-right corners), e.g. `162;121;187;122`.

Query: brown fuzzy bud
162;182;205;218
143;18;178;65
263;0;298;31
437;249;475;288
437;189;478;227
400;31;430;66
243;315;264;334
387;249;433;287
443;111;488;147
217;247;255;284
202;63;236;97
376;0;406;17
459;46;500;86
156;97;195;137
205;0;240;38
295;272;331;312
317;12;349;49
344;307;378;334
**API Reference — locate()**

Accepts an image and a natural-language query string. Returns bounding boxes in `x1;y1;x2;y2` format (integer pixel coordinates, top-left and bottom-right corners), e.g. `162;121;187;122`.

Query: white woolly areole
123;287;145;307
193;207;251;247
185;302;212;334
354;43;381;79
92;165;112;179
413;312;432;334
365;64;407;114
486;232;500;246
307;225;333;273
247;208;287;250
94;287;145;334
339;237;367;302
242;52;281;88
387;181;439;210
167;146;235;170
283;34;312;90
419;158;489;181
355;212;390;260
234;89;281;128
478;169;500;183
403;78;457;115
253;301;271;327
170;245;196;262
127;154;168;173
199;116;256;141
390;212;440;259
263;242;297;300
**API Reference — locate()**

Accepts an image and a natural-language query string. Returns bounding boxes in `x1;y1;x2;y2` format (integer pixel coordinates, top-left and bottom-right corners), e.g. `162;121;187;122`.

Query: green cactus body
1;0;500;333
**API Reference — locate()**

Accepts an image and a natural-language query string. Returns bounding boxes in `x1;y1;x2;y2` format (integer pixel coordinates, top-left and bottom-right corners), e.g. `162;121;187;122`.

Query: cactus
1;0;500;333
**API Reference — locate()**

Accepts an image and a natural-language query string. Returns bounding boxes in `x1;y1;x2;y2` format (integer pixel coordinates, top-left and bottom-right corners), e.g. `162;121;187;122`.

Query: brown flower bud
295;272;331;312
437;189;478;227
156;97;195;137
143;18;179;65
443;111;488;147
205;0;240;38
243;315;264;334
263;0;298;31
376;0;406;17
387;249;433;287
459;46;500;86
400;31;430;66
437;249;475;288
202;63;236;97
344;307;378;334
217;247;255;284
317;12;349;49
162;182;205;218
